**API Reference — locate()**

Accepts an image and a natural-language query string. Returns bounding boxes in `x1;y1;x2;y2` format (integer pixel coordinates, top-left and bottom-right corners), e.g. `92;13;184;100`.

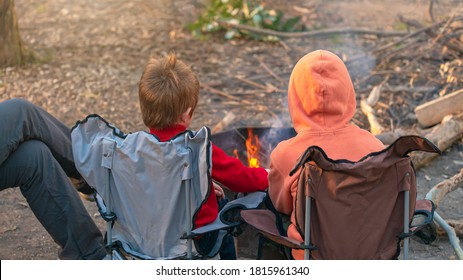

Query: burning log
415;88;463;128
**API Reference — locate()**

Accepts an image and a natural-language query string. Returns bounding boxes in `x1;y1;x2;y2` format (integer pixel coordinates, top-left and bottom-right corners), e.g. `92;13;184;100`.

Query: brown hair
138;53;199;129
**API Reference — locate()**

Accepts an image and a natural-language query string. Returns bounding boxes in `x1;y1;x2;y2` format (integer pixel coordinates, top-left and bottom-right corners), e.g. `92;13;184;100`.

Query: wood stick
425;168;463;208
412;113;463;169
235;76;271;91
399;15;463;54
257;58;286;84
218;21;408;39
431;4;462;46
372;18;452;54
212;111;236;134
415;88;463;128
360;85;386;135
201;83;252;105
428;0;436;22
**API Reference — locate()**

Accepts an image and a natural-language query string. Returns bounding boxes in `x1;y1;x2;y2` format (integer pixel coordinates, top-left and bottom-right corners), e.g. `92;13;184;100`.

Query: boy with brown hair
138;53;269;259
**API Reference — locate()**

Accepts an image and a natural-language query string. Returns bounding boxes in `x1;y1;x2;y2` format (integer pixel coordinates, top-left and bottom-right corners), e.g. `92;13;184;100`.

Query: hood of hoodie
288;50;356;133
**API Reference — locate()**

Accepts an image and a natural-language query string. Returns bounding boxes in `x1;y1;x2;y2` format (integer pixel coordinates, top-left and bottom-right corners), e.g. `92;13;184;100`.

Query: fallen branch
428;0;436;22
399;15;463;54
411;113;463;169
218;21;408;39
257;58;286;84
360;85;386;135
415;88;463;128
212;111;236;134
431;4;462;45
425;168;463;208
372;17;457;54
235;76;271;91
201;83;252;105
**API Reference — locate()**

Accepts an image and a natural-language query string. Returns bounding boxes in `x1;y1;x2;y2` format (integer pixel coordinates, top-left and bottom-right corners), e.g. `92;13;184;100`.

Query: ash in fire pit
211;127;296;169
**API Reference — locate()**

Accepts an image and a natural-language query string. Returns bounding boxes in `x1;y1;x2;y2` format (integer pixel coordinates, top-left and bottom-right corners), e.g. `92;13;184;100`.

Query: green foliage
393;22;409;31
187;0;305;41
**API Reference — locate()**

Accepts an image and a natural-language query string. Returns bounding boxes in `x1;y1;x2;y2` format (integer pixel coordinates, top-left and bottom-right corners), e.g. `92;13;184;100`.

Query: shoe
79;192;96;202
70;177;95;195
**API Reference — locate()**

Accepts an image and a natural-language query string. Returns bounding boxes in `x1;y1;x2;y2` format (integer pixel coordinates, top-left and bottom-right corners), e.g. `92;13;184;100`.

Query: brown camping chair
241;136;441;260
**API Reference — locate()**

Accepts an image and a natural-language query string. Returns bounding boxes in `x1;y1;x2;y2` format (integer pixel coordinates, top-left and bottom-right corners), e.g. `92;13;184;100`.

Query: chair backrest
71;115;212;259
290;135;440;259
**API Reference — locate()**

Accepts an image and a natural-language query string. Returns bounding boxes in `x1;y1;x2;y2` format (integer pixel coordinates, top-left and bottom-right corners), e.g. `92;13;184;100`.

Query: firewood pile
351;14;463;142
333;15;463;180
350;14;463;247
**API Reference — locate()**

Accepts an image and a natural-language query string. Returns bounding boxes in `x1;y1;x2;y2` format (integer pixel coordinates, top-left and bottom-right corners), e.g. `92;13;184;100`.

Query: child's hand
213;182;225;199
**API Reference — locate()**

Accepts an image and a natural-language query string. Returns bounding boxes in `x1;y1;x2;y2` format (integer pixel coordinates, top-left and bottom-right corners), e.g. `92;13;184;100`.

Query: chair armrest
241;209;310;250
191;191;267;236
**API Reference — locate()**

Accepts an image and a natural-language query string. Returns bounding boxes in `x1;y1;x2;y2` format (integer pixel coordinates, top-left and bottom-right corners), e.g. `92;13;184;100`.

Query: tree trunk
0;0;24;67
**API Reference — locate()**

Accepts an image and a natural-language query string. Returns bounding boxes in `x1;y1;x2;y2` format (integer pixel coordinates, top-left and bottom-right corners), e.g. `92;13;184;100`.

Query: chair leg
304;196;311;260
256;235;265;260
403;190;409;260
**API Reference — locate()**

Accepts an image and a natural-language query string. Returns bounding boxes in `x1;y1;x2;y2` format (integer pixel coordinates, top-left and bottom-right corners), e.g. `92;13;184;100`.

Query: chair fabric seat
72;115;211;259
241;135;440;260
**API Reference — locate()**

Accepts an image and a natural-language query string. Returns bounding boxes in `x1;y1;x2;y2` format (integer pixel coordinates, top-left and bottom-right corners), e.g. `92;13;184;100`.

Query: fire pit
211;127;296;168
211;127;296;259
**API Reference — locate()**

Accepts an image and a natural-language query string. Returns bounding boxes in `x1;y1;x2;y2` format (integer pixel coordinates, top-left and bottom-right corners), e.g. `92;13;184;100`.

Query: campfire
232;128;261;167
212;127;296;168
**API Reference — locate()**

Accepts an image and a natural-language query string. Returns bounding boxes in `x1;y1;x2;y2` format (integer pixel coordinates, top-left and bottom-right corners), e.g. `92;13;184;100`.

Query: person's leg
0;140;106;259
218;232;237;260
217;197;237;260
0;98;79;179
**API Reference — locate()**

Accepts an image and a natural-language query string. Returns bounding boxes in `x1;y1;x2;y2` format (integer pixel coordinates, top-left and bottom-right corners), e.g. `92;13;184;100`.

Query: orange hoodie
268;50;385;260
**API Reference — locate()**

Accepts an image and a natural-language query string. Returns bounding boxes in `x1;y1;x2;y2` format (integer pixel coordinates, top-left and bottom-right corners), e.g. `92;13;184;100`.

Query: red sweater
150;124;269;228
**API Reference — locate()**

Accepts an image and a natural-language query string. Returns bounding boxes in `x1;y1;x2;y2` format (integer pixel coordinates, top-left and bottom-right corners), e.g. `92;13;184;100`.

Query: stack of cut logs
358;14;463;239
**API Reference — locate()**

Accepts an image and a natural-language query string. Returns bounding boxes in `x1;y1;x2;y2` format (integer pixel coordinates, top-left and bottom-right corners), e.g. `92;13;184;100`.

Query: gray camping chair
241;136;440;260
71;115;266;259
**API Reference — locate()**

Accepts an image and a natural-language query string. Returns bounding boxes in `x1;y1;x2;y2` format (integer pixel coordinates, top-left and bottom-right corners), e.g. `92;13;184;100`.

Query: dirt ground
0;0;462;260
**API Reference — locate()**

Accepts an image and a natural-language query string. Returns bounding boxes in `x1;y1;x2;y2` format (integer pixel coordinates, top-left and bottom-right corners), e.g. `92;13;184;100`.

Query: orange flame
245;128;260;168
233;128;261;168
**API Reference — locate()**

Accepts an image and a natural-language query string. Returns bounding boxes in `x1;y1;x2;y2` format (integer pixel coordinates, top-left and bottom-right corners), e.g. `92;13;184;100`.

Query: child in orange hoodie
268;50;385;260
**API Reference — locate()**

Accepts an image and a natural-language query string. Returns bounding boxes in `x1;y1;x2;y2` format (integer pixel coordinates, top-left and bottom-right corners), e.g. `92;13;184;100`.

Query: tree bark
0;0;24;67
